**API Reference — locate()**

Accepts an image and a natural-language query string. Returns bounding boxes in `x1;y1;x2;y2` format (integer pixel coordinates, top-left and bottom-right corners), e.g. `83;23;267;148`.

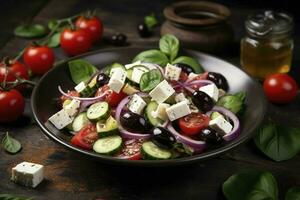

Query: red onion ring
58;86;107;101
141;62;164;75
185;79;214;87
206;106;241;141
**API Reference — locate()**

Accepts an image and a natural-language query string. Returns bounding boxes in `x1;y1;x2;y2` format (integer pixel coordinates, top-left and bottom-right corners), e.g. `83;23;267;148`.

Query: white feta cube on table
125;60;141;69
188;72;198;80
151;103;170;121
11;161;44;188
209;115;233;136
199;84;219;102
175;93;189;104
127;94;147;115
74;81;86;93
49;109;74;129
108;68;127;93
64;99;81;117
131;67;149;83
149;80;175;103
164;63;182;81
166;101;191;121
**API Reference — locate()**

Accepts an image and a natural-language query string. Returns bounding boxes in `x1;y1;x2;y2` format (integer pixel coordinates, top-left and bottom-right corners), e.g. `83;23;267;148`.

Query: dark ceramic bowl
31;47;266;167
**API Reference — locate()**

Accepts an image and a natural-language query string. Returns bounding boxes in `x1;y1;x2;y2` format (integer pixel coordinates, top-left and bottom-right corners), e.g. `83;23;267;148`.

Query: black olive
111;33;127;46
120;111;151;133
137;23;151;37
198;127;222;144
207;72;229;91
192;91;214;112
96;73;109;87
174;63;195;74
151;127;176;149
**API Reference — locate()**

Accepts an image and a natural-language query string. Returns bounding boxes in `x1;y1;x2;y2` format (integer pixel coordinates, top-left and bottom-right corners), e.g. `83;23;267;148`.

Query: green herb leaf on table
2;132;22;154
172;56;204;73
14;24;47;38
46;32;60;48
140;69;162;92
133;49;169;67
217;91;246;114
0;194;33;200
223;169;278;200
285;187;300;200
254;122;300;162
159;34;179;62
68;59;98;84
144;13;158;29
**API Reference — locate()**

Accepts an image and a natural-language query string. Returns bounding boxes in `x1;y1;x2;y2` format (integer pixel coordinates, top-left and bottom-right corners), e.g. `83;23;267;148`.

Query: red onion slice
58;86;107;101
206;106;241;141
185;79;214;87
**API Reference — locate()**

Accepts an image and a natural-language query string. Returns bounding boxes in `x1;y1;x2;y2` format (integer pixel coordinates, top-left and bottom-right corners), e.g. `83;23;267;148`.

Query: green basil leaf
254;122;300;162
133;49;169;67
216;91;246;114
172;56;204;73
285;187;300;200
46;32;60;48
140;69;162;92
159;34;179;62
48;20;59;30
0;194;33;200
68;59;98;84
223;169;278;200
2;132;21;154
14;24;47;38
144;13;158;29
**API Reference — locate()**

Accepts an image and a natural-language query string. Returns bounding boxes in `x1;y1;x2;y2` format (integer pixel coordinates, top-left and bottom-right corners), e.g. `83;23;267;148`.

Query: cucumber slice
87;102;109;121
96;116;118;137
165;95;176;104
126;69;133;81
122;83;140;95
109;64;126;77
72;112;90;132
210;111;223;120
80;85;97;97
141;141;172;160
145;101;163;126
93;135;122;155
62;99;72;108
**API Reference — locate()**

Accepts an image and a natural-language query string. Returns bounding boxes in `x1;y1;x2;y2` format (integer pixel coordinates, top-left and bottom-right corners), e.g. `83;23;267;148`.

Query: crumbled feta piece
74;81;86;93
149;80;175;103
49;109;74;129
209;115;233;136
108;68;127;93
151;103;170;121
131;67;149;83
175;93;189;104
64;99;80;117
164;63;182;81
127;94;147;115
11;161;44;188
199;84;219;102
166;101;191;121
188;72;198;80
125;61;142;69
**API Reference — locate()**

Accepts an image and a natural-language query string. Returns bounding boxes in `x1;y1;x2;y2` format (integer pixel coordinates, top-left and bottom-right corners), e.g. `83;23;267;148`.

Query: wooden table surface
0;0;299;199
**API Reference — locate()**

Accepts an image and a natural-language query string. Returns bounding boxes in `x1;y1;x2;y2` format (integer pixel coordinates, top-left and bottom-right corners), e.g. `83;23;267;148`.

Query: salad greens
68;59;97;84
14;24;47;38
217;91;246;114
140;69;162;92
132;49;169;66
159;34;179;62
2;132;22;154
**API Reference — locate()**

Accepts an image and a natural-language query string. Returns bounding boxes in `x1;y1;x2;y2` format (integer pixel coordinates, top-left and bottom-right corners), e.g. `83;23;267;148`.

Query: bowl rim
31;46;267;167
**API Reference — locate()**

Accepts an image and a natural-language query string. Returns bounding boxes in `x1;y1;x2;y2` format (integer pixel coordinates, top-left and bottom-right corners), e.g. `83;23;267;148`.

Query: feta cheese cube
166;101;191;121
64;99;80;117
127;94;147;115
74;81;86;93
199;84;219;102
209;115;233;136
49;109;74;129
108;68;127;93
149;80;175;103
188;72;198;80
164;63;182;81
151;103;170;121
131;67;149;83
11;161;44;188
175;93;189;104
125;60;142;69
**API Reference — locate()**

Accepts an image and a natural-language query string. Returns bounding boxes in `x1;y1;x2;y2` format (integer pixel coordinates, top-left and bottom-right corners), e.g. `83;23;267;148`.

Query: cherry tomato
59;90;80;106
0;89;25;123
23;46;55;75
71;123;98;150
179;113;210;136
263;73;298;104
95;85;127;107
116;139;143;160
75;16;103;42
60;28;92;56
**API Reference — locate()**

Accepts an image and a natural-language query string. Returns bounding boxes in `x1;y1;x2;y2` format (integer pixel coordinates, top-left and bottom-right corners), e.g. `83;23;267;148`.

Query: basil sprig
68;59;98;84
159;34;179;62
133;50;169;67
14;24;47;38
217;91;246;114
140;69;162;92
2;132;22;154
172;56;204;73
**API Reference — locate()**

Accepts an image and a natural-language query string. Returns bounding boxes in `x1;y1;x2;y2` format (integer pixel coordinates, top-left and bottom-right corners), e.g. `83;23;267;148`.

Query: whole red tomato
263;73;298;104
60;28;92;56
23;46;55;75
0;60;29;84
0;89;25;123
75;16;103;42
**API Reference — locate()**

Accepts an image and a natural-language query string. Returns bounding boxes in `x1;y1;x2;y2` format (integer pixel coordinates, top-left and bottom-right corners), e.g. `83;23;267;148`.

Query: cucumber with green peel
126;69;134;81
122;83;140;95
80;85;97;97
72;112;90;132
87;102;110;121
96;116;118;137
165;95;176;104
109;63;126;76
210;111;224;120
62;99;72;108
145;101;163;126
93;135;123;155
141;141;172;160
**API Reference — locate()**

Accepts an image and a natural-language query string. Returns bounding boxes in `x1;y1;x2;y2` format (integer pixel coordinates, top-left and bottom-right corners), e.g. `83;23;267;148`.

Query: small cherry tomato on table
23;45;55;75
60;28;92;56
179;113;210;136
263;73;298;104
75;16;103;43
0;89;25;123
71;123;98;150
95;85;127;107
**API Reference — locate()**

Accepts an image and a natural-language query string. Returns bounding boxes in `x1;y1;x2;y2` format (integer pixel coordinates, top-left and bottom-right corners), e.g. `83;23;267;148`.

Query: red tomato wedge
116;139;143;160
71;124;98;150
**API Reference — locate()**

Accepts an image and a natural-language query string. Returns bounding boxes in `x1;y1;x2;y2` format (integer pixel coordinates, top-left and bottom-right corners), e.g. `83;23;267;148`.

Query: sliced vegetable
96;116;118;137
141;141;172;160
72;112;90;132
179;113;210;136
87;102;110;121
116;139;143;160
71;124;98;150
145;101;163;126
93;135;122;155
